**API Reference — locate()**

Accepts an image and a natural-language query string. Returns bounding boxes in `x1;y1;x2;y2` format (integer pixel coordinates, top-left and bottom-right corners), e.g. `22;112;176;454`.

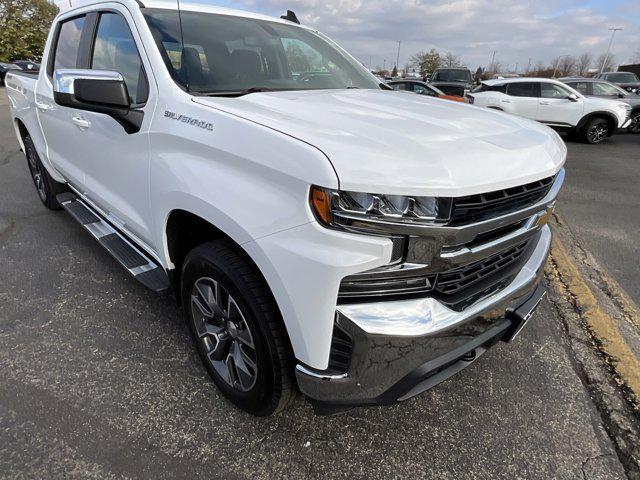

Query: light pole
395;41;401;72
489;50;497;71
600;27;623;73
552;54;570;78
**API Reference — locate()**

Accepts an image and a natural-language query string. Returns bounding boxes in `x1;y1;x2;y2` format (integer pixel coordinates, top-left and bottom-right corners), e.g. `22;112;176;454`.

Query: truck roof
58;0;309;29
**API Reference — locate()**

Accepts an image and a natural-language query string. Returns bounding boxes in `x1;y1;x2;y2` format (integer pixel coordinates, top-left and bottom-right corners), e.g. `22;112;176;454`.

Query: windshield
143;9;381;95
593;81;628;96
605;72;639;83
432;69;472;83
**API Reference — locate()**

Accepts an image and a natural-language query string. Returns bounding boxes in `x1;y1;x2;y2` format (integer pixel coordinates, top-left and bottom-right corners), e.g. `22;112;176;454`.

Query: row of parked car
386;67;640;144
0;60;40;87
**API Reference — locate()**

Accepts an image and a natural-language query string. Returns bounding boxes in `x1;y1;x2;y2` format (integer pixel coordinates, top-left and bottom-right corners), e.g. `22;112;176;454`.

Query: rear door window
506;82;538;98
53;16;86;72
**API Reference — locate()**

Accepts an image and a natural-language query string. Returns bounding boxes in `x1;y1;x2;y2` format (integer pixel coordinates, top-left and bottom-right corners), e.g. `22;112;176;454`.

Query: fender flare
576;111;618;136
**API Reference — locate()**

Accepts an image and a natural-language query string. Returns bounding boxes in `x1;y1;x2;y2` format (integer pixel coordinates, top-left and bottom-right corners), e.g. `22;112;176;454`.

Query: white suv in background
468;78;632;144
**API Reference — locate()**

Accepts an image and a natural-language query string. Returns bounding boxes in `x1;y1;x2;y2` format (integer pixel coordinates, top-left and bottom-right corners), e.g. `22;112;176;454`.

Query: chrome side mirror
53;69;142;134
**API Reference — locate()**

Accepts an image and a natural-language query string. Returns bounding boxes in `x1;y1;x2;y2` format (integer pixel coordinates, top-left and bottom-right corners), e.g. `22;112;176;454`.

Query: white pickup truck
5;0;565;416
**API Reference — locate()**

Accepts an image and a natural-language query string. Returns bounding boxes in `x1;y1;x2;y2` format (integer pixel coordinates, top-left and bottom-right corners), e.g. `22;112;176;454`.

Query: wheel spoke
192;294;213;318
224;353;237;386
230;343;255;390
237;343;257;372
235;325;254;348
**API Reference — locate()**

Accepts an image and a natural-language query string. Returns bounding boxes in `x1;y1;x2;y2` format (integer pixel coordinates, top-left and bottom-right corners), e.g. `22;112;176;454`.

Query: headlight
310;186;451;234
618;103;632;111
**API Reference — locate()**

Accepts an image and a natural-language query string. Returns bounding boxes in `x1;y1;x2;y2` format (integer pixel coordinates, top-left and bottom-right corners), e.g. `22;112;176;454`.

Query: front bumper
296;225;552;410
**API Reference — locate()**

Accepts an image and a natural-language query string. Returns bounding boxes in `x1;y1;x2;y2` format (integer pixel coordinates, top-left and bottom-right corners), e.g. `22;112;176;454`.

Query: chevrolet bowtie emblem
535;206;554;228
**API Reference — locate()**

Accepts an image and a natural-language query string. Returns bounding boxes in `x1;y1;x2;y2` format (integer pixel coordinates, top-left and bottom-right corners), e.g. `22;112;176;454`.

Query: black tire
627;111;640;134
181;240;296;416
579;117;610;144
24;135;67;209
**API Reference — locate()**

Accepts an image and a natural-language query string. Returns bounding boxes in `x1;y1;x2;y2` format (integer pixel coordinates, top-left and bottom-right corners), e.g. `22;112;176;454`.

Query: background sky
212;0;640;72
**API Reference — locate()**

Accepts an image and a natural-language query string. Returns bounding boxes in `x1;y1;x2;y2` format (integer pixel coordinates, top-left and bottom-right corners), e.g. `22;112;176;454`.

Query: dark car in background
11;60;40;73
561;77;640;134
387;79;468;102
594;71;640;94
428;67;475;97
0;62;21;86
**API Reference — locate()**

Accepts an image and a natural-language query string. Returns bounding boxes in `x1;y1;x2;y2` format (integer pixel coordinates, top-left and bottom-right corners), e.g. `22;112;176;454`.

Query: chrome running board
57;192;170;292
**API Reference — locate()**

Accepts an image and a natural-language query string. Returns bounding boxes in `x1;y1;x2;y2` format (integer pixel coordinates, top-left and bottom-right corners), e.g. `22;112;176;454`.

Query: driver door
537;83;582;126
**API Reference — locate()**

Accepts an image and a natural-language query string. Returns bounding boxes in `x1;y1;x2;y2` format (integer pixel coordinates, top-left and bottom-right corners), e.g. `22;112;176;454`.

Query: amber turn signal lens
310;186;332;225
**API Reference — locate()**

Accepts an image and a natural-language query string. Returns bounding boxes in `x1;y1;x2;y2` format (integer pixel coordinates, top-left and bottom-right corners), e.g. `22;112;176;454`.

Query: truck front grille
433;241;530;311
338;241;531;309
434;242;529;296
450;176;554;226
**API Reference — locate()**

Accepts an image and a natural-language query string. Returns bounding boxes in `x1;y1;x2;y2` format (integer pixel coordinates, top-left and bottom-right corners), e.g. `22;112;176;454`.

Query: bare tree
527;61;553;78
555;55;576;77
441;52;462;68
576;53;593;76
596;52;617;73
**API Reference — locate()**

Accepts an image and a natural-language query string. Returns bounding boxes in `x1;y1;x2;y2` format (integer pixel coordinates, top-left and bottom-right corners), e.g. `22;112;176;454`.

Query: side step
57;193;170;292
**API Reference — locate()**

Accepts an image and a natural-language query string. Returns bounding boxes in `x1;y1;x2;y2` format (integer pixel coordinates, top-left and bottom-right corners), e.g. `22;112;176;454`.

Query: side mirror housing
53;69;143;133
567;93;579;102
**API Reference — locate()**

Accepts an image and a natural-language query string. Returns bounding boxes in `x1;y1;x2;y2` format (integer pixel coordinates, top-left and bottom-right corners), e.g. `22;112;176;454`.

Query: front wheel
627;111;640;134
579;117;610;144
181;240;296;416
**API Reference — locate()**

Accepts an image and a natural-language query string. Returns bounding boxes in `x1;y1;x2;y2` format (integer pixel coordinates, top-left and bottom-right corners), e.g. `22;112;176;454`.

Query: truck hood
194;89;566;196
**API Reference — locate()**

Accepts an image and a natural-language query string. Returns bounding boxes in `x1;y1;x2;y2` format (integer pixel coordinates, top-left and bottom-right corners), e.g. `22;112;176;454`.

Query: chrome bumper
296;225;552;408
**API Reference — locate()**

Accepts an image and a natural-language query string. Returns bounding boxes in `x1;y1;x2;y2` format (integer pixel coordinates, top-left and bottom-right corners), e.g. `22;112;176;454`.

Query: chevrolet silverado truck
5;0;565;416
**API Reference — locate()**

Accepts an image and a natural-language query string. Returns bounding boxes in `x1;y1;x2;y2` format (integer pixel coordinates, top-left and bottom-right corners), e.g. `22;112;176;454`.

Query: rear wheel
627;111;640;134
580;117;610;144
24;135;67;209
181;240;296;416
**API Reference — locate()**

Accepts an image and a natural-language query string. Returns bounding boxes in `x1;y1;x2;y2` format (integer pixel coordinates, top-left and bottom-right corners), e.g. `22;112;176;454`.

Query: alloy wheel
587;122;608;144
190;277;258;392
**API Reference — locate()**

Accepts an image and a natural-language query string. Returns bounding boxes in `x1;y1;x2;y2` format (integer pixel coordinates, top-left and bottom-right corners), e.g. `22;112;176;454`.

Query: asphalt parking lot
558;133;640;306
0;90;637;479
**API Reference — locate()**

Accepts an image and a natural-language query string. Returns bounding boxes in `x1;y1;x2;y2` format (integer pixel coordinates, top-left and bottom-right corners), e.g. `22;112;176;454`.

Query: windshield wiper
241;87;274;95
195;87;276;97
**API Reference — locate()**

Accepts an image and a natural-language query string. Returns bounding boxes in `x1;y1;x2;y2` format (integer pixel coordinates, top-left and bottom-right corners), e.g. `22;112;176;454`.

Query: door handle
500;99;511;103
540;101;550;105
35;100;52;111
72;116;91;130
